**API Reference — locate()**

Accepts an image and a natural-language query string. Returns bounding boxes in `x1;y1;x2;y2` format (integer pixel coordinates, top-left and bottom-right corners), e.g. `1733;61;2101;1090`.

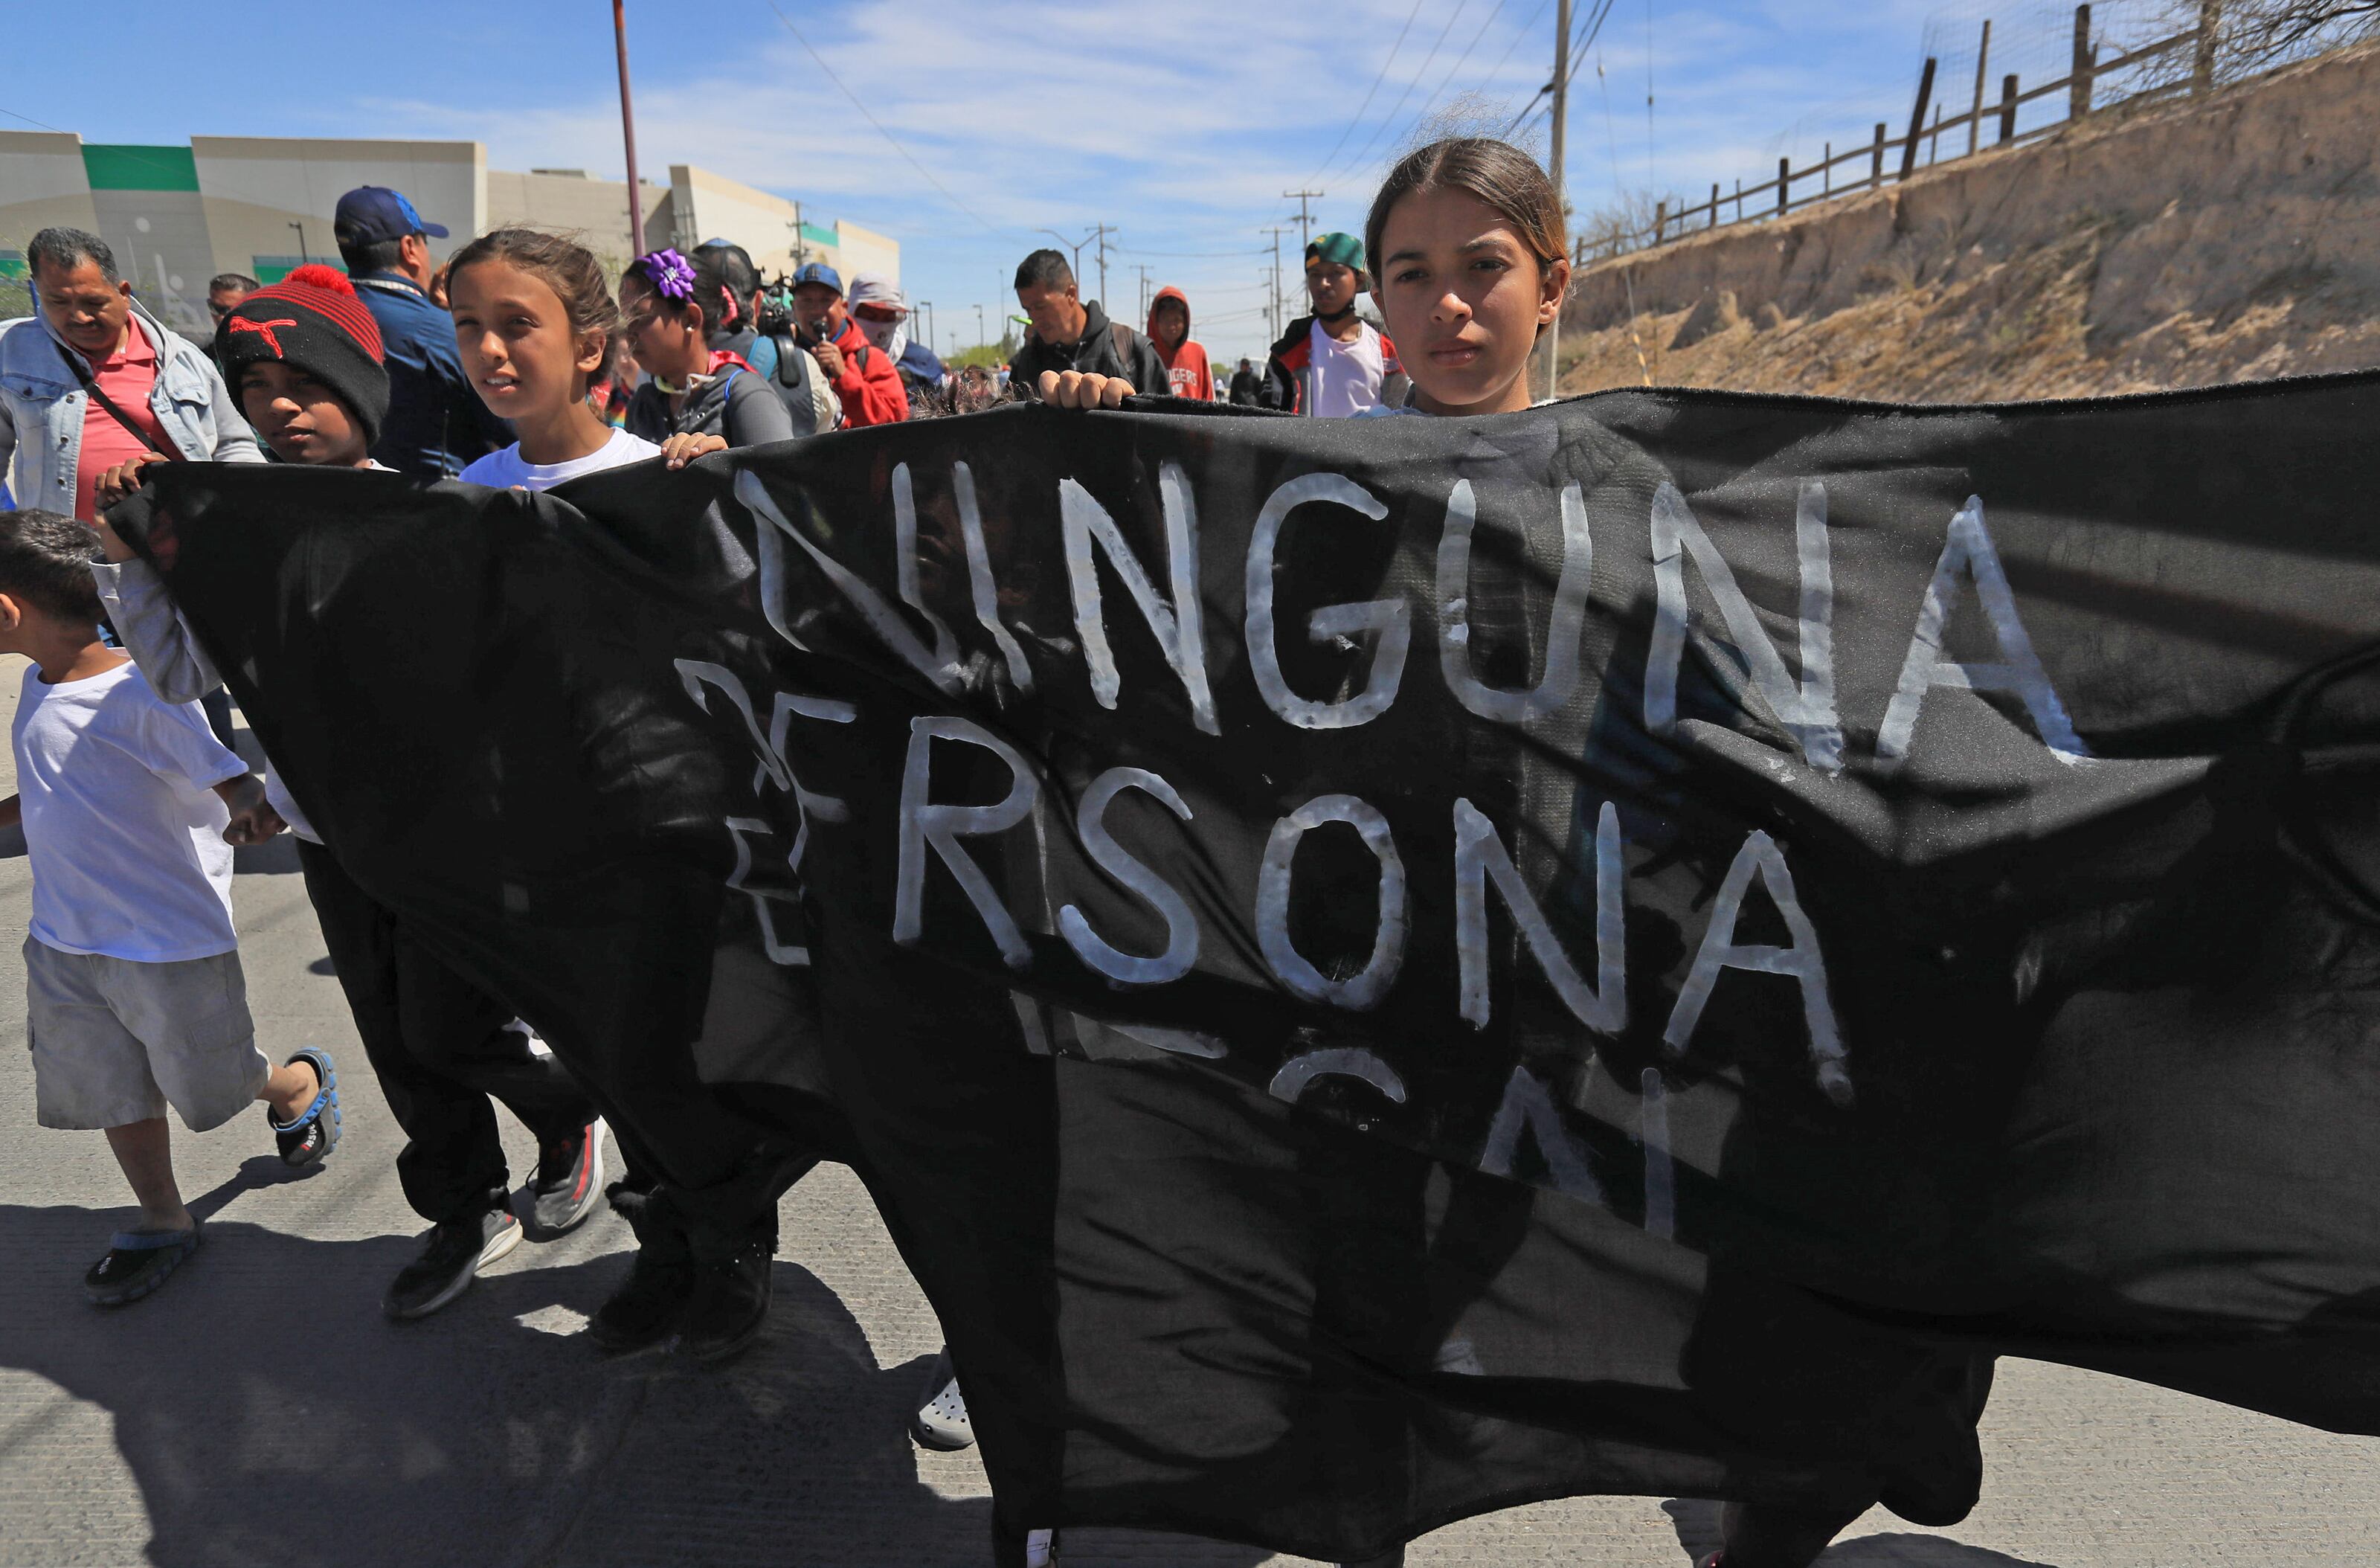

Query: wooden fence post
1900;58;1937;180
1709;181;1720;228
1735;177;1743;220
1871;122;1887;185
1824;141;1832;193
2194;0;2222;93
2071;4;2095;121
1778;157;1790;214
1968;19;1993;156
1654;200;1667;243
1999;73;2019;142
1929;103;1943;164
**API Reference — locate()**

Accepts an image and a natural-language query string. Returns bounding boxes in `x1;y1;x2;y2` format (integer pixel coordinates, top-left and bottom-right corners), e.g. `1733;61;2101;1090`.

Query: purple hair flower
639;248;698;303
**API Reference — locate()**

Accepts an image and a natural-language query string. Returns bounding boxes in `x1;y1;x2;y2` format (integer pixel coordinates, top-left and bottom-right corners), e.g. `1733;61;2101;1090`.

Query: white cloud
353;0;1955;361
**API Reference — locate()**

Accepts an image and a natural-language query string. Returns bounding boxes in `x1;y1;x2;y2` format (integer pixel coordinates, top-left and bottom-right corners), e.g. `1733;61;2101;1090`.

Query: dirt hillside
1557;40;2380;401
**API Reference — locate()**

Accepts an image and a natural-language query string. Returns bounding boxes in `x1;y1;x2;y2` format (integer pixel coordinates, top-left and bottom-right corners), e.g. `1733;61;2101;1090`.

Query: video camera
755;276;797;341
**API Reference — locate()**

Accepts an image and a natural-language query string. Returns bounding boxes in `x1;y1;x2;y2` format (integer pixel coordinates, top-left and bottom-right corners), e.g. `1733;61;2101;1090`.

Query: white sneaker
1025;1528;1058;1567
911;1348;976;1450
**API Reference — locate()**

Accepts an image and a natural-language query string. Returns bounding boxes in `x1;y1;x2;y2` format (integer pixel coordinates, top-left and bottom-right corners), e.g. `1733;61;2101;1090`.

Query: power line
1116;248;1271;259
1305;0;1429;183
1643;0;1657;189
0;103;73;135
1326;0;1473;182
1478;0;1557;136
765;2;1010;237
1502;0;1612;136
1400;0;1514;134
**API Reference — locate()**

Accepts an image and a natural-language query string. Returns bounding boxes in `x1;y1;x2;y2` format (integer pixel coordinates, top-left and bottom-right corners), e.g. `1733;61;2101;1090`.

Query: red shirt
1155;338;1214;401
73;325;167;521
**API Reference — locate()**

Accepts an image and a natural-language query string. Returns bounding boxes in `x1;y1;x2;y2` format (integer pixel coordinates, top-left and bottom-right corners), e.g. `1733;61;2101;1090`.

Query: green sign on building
80;144;202;193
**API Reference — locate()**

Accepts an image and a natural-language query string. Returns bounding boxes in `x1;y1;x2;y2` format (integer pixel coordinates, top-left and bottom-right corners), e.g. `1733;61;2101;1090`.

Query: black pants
298;839;595;1225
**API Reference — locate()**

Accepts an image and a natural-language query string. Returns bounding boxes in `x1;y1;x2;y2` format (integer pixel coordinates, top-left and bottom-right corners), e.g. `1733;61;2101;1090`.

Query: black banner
123;375;2380;1559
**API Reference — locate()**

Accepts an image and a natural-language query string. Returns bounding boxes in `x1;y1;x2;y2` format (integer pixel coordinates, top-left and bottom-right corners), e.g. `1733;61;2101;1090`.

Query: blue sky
5;0;2177;364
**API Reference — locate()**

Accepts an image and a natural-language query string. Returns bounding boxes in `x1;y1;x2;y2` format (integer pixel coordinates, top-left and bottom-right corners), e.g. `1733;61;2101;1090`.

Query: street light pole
614;0;645;252
1037;228;1090;283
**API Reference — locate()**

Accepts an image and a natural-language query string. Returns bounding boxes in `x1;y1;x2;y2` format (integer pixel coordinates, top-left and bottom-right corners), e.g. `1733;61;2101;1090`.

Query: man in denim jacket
0;227;260;518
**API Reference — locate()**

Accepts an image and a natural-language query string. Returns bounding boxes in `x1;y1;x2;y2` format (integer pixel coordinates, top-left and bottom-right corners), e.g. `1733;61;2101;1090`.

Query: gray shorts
25;938;268;1132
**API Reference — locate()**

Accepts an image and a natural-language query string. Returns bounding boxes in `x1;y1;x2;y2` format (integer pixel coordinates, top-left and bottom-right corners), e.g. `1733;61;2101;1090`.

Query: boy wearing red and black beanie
213;263;390;466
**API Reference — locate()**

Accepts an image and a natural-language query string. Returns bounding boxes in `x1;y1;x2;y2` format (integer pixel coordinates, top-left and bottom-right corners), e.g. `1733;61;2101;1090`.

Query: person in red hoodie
790;262;908;427
1145;286;1213;400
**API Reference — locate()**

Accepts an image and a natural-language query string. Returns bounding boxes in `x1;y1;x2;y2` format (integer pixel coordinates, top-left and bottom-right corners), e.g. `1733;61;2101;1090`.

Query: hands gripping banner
119;375;2380;1560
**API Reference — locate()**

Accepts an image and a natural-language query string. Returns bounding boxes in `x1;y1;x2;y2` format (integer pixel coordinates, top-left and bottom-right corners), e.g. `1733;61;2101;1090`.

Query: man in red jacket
791;262;908;427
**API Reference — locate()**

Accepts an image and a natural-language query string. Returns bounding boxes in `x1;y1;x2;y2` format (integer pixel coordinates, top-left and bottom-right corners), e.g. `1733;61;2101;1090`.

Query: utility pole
1091;222;1116;308
975;303;985;350
1133;264;1154;323
919;301;933;355
1545;0;1571;401
1261;225;1292;340
1283;188;1325;249
613;0;644;251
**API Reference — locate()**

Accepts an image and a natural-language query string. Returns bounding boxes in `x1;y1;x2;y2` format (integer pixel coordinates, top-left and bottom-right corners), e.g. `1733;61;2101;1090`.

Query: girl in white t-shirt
447;228;789;1361
446;228;717;491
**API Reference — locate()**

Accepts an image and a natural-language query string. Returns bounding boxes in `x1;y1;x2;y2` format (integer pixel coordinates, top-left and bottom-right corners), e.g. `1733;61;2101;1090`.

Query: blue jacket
0;298;261;513
352;269;510;479
898;339;948;388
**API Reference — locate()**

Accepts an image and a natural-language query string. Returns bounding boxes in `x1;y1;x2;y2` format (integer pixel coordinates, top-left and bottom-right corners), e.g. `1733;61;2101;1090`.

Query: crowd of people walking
0;135;1901;1567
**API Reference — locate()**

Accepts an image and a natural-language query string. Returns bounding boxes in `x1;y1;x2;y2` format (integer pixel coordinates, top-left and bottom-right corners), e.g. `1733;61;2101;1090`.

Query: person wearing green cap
1258;231;1409;417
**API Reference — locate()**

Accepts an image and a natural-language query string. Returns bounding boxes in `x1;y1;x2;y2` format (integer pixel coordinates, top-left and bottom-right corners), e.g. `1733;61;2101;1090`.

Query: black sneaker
529;1117;606;1236
385;1208;521;1320
589;1244;697;1353
678;1235;774;1363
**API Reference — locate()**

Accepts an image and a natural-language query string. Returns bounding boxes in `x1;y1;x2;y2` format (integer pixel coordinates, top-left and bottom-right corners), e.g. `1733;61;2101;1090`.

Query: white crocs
912;1357;975;1450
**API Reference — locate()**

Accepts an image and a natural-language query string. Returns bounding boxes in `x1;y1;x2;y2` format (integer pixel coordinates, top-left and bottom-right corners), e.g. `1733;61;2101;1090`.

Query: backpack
764;330;830;434
1110;321;1154;384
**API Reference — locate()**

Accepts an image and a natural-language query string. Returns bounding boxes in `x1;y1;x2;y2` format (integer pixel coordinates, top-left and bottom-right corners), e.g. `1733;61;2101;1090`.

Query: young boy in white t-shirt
0;509;339;1305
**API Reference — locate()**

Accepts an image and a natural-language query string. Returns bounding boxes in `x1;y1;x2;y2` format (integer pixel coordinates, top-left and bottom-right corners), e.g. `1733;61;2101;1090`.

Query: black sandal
85;1224;200;1305
269;1047;341;1166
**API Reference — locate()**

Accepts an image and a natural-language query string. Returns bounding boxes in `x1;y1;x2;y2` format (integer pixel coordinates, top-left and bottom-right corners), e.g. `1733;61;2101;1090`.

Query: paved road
1;663;2376;1566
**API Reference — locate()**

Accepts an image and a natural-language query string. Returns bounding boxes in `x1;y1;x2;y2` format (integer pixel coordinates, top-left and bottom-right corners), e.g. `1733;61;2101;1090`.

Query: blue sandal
85;1224;200;1305
270;1047;341;1167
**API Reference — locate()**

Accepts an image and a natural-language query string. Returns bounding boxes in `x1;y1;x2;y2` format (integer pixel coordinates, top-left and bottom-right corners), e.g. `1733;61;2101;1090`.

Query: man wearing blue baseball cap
334;186;510;478
789;260;907;427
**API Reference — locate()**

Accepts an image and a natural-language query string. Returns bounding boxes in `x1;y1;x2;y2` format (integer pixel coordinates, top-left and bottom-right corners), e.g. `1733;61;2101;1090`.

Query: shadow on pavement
1662;1500;2060;1567
0;1169;994;1567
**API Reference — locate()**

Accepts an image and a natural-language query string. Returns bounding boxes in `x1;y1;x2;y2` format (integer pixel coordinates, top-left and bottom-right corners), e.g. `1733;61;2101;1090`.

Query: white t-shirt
460;428;662;492
1306;320;1389;419
14;659;246;962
